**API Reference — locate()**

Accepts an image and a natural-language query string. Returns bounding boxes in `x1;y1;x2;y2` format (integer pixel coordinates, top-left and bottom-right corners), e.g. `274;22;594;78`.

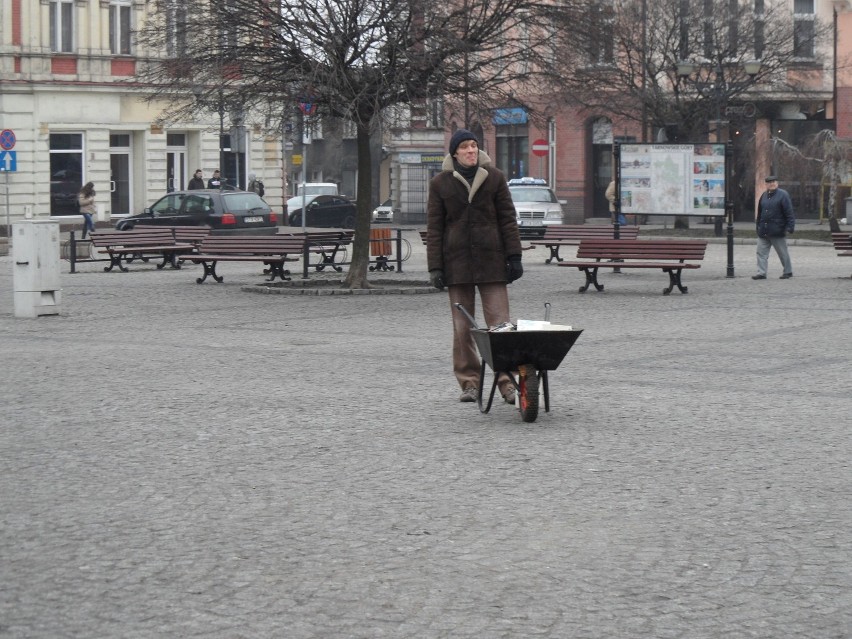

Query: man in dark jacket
207;169;223;190
427;129;524;404
188;169;205;190
753;175;795;279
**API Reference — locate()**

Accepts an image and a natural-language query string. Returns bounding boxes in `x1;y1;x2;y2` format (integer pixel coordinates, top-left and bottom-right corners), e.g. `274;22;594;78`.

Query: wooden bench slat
528;225;640;263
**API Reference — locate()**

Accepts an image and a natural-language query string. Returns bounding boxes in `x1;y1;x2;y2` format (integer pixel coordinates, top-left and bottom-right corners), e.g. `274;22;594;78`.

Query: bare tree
552;0;830;140
134;0;567;288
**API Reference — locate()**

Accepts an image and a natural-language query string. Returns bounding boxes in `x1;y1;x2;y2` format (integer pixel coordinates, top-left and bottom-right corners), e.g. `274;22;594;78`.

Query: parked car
296;182;339;197
287;194;357;228
115;190;278;234
372;198;397;224
507;177;564;237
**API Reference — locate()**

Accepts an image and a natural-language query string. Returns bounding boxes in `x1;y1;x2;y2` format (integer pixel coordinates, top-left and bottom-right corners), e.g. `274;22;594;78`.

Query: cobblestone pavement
1;230;851;638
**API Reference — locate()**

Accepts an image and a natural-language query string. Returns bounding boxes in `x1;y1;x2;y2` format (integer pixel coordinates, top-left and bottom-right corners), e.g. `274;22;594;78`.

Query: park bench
89;228;197;272
181;234;304;283
288;230;355;278
832;232;852;276
528;224;640;263
558;238;708;294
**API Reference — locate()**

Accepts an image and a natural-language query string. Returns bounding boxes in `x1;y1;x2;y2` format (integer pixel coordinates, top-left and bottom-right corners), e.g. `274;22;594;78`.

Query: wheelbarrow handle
453;303;480;329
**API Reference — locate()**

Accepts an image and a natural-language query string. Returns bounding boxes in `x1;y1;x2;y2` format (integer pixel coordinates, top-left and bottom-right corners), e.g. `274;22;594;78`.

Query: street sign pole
5;172;9;243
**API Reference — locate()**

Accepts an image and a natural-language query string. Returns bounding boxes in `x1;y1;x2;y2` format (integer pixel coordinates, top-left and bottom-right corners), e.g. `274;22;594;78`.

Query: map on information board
618;143;726;216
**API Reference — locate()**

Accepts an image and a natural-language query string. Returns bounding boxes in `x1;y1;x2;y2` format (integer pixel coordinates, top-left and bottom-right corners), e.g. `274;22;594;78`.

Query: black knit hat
449;129;478;156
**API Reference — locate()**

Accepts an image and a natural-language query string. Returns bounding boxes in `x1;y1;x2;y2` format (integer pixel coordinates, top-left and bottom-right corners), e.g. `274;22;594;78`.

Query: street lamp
677;58;761;277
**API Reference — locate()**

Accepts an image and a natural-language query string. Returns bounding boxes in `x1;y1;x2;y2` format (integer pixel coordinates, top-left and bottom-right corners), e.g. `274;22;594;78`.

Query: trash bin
13;220;61;318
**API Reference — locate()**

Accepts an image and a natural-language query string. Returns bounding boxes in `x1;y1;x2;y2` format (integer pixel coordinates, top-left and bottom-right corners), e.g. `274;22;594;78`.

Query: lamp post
217;87;225;191
677;58;761;278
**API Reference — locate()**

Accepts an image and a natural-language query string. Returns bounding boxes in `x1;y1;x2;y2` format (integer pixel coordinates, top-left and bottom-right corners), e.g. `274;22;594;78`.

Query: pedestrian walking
752;175;795;280
77;181;97;239
426;128;524;404
188;169;205;190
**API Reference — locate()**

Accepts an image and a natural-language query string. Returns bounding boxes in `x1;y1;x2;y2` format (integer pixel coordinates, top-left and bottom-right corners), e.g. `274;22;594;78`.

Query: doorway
166;132;187;192
109;133;131;216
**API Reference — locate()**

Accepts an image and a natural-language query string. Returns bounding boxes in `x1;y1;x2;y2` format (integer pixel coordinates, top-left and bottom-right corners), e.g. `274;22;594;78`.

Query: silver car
508;178;564;232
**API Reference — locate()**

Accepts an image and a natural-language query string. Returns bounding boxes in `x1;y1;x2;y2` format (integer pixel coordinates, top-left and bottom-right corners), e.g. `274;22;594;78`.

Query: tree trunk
343;123;374;289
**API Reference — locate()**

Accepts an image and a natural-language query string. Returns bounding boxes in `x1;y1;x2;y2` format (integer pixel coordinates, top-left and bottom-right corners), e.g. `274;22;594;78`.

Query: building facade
0;0;285;230
2;1;850;231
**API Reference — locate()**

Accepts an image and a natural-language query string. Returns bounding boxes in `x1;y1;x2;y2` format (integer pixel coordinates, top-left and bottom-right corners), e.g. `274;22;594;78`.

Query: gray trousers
756;236;792;276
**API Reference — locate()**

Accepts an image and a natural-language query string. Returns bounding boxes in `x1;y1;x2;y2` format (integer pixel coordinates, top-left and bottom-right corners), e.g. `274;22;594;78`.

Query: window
587;2;614;66
166;4;187;58
793;0;815;58
426;94;444;129
219;0;240;60
49;133;83;216
754;0;765;59
49;0;74;53
110;1;132;55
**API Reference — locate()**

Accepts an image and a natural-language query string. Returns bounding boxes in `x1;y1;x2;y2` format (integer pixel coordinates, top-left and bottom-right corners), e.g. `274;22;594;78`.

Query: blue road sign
0;150;17;172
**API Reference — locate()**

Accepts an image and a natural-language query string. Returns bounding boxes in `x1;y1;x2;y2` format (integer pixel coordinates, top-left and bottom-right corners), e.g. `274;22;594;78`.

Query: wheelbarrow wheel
518;364;540;423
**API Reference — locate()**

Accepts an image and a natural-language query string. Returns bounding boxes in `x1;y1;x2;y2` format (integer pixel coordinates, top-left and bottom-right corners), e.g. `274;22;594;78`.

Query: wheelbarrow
454;303;583;423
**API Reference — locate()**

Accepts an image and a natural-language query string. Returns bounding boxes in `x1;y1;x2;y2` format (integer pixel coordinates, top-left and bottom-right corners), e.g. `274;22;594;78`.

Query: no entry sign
531;138;548;157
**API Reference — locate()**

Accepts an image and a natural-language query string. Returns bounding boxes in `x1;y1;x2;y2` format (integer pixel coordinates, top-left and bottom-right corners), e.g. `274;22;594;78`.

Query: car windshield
222;192;268;212
509;187;557;204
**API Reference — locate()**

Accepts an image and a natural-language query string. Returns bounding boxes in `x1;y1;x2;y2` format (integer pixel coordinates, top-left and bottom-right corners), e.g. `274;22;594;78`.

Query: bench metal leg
156;251;182;270
663;268;688;295
104;251;128;272
264;261;291;282
315;248;344;272
369;256;394;272
545;246;562;264
578;267;604;293
195;260;223;284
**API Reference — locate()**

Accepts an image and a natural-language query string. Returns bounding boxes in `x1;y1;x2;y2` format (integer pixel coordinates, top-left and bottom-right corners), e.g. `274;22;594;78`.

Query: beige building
0;0;284;229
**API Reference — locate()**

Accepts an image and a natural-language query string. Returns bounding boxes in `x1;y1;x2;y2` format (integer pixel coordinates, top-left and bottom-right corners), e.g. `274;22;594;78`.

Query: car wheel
343;216;356;229
289;213;301;226
117;221;133;231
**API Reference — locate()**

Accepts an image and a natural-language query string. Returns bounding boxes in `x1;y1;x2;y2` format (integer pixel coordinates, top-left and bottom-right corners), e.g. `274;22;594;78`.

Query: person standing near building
207;169;222;190
247;172;265;197
77;181;97;239
188;169;205;190
752;175;795;280
427;128;524;404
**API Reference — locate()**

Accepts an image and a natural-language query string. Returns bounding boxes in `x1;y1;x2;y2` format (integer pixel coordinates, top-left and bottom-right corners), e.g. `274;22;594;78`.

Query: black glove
429;269;445;290
506;255;523;283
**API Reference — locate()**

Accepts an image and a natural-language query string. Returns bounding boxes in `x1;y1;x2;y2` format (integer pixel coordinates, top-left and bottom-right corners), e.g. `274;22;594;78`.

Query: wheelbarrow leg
541;370;551;413
477;358;498;414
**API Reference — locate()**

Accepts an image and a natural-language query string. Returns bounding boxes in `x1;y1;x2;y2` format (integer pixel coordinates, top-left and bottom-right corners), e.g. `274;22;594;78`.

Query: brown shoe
459;386;478;402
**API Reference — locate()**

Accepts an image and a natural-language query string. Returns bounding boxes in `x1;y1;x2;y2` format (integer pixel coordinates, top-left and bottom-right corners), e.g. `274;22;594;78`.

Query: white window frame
50;0;75;53
166;4;188;58
110;0;133;55
793;0;815;59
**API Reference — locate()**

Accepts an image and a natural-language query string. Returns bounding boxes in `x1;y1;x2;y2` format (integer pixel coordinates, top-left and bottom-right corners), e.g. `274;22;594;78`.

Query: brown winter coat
426;151;522;285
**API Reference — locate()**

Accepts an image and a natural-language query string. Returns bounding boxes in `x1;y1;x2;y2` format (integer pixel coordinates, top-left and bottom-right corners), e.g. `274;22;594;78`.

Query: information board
618;143;726;217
